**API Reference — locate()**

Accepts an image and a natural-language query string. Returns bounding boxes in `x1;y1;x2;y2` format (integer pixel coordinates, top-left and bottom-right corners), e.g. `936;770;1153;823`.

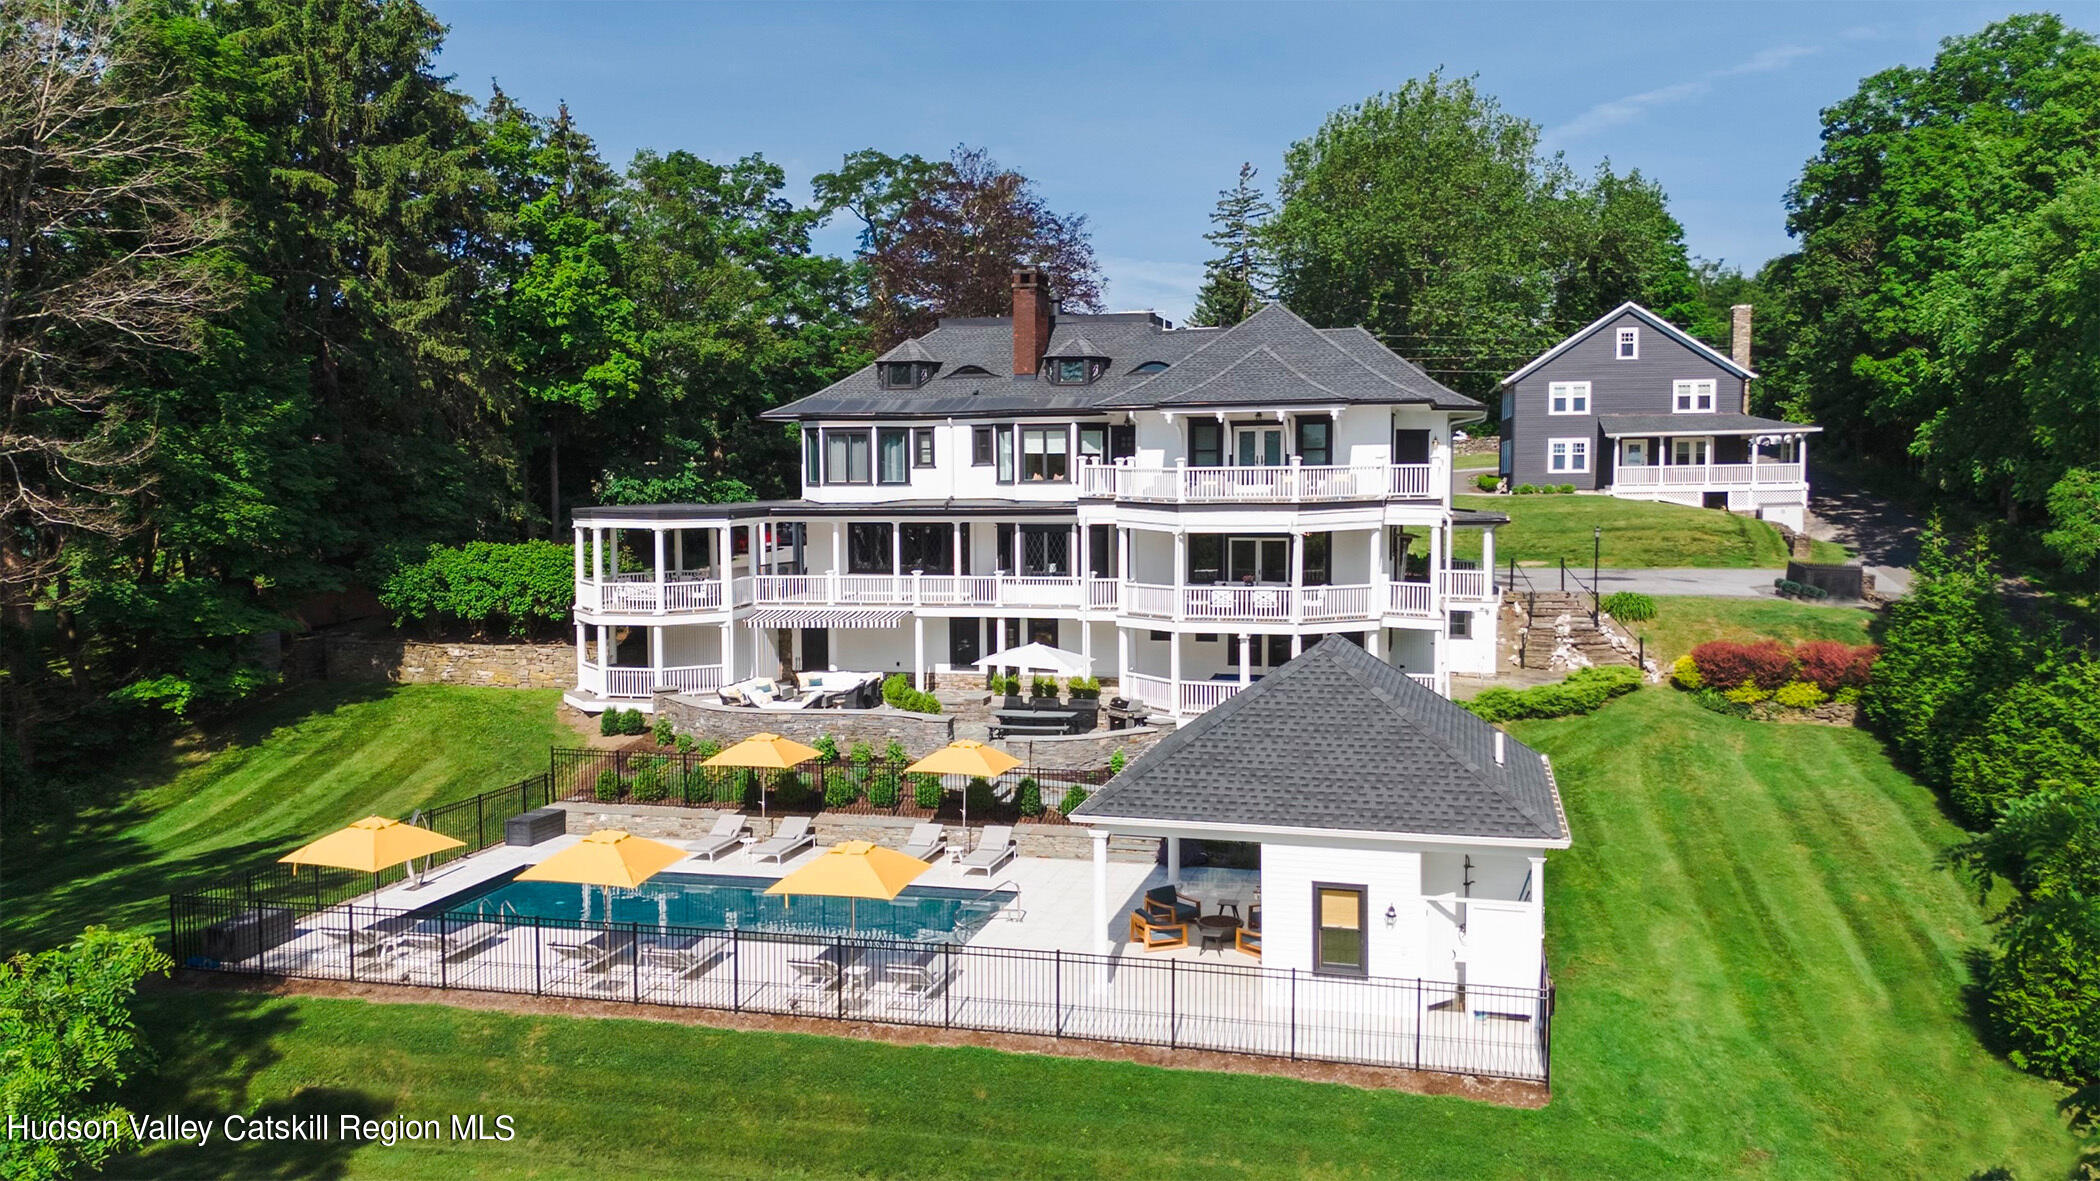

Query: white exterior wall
1444;605;1499;675
1259;842;1427;980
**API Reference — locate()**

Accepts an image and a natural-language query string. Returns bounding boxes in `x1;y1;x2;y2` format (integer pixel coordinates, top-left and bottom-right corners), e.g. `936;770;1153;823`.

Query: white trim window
1673;379;1717;413
1547;437;1591;474
1671;436;1712;466
1547;380;1591;415
1615;327;1639;360
1447;610;1472;639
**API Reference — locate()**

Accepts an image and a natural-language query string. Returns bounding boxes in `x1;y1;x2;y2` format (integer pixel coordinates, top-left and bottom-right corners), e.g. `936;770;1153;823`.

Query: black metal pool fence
163;766;1552;1083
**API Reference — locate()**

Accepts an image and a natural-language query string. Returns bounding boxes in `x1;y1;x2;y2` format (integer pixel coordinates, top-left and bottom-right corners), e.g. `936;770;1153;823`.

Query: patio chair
878;951;950;1011
960;826;1016;876
688;814;749;862
1142;884;1200;924
395;922;505;964
751;816;814;863
1234;927;1262;959
901;822;947;863
1129;909;1187;952
554;942;629;995
641;934;728;982
785;957;841;1011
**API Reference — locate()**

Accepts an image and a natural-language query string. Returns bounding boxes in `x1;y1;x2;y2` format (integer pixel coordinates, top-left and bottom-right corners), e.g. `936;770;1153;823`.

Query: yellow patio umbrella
703;731;822;818
763;839;931;932
905;740;1022;844
279;815;465;903
515;829;689;923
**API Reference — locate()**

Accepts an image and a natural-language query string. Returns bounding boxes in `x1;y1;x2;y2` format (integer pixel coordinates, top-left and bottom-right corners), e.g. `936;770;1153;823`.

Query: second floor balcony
1078;460;1443;505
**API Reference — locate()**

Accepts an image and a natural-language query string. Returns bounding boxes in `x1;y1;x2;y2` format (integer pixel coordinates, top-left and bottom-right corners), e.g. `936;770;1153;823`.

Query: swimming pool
429;870;1016;943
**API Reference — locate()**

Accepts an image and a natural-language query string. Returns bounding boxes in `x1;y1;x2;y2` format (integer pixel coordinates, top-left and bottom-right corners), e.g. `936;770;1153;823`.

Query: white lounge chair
878;951;951;1011
641;935;728;984
960;826;1017;876
750;816;814;863
688;814;749;861
785;957;840;1011
901;823;947;863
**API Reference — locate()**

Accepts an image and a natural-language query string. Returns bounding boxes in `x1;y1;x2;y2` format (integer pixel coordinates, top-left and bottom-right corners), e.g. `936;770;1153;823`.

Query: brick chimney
1012;266;1052;376
1730;304;1753;413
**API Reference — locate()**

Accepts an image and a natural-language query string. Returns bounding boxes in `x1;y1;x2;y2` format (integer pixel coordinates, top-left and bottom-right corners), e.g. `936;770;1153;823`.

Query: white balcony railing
580;662;723;699
1440;568;1491;601
1122;669;1446;719
1612;462;1804;490
745;573;1120;612
1078;462;1439;504
577;577;726;613
1388;581;1434;617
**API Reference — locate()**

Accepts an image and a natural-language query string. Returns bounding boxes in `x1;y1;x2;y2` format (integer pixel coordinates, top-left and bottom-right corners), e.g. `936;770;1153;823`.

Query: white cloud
1544;43;1822;147
1098;255;1207;325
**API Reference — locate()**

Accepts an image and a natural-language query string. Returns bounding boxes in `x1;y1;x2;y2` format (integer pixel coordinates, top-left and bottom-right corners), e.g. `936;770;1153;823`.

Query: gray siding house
1498;303;1819;531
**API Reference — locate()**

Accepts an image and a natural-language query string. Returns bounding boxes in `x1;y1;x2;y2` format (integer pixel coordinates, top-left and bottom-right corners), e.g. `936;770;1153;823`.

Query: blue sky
427;1;2061;322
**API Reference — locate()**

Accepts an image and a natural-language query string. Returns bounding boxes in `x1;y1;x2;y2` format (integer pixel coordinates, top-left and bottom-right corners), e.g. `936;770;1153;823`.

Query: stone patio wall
288;633;571;688
653;692;957;751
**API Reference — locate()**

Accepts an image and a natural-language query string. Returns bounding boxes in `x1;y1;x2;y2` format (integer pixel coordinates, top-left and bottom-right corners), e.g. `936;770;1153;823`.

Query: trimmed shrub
1463;666;1642;723
813;733;840;764
630;768;668;803
1600;591;1656;623
718;769;755;807
598;709;619;736
1724;680;1771;705
1031;675;1058;698
1833;686;1861;705
1692;688;1750;718
882;672;910;707
1690;640;1796;691
1556;483;1575;494
673;733;695;754
1108;747;1128;774
1068;676;1101;700
771;770;813;811
911;773;943;811
1795;640;1878;693
1015;777;1043;818
696;738;723;759
991;673;1022;696
620;709;648;736
823;768;860;808
867;771;901;809
848;740;874;768
593;768;623;802
900;688;941;714
1059;786;1090;815
1670;654;1704;690
1474;472;1500;492
883;738;908;766
653;715;675;747
1514;484;1539;495
964;776;996;816
1773;680;1828;708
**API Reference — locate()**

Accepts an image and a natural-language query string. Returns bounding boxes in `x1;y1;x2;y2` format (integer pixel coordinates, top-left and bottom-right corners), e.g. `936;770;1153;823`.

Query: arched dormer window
946;364;992;378
1131;361;1170;374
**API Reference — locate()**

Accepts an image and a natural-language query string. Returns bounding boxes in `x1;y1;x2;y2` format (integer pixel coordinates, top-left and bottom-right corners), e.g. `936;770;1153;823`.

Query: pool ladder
959;879;1024;924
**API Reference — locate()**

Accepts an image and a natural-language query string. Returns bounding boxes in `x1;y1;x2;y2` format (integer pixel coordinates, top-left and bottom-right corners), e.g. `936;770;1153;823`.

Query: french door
1227;537;1288;583
1234;426;1284;466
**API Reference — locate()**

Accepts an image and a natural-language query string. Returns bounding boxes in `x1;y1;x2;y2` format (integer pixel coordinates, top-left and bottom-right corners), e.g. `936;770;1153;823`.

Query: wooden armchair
1129;910;1187;952
1234;927;1262;959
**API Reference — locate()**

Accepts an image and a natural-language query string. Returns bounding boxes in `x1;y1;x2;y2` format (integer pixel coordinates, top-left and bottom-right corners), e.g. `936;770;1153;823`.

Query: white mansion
565;269;1506;721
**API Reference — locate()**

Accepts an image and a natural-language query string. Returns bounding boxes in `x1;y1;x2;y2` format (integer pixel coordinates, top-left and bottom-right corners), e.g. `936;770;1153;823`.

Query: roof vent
1494;730;1506;766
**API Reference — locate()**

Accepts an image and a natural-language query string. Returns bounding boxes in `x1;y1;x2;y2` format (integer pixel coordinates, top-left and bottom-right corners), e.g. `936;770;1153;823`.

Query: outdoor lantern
1384;904;1398;926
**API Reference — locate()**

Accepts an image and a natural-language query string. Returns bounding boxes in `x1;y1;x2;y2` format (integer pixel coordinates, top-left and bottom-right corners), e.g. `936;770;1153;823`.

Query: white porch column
1069;523;1081;580
829;523;843;601
1172;530;1188;621
1290;528;1307;624
1238;633;1251;685
1797;434;1809;480
649;623;664;689
574;620;587;687
1166;836;1181;885
673;529;685;575
912;615;926;688
573;527;585;582
1481;527;1497;589
719;525;735;606
722;620;736;685
1432;625;1448;695
1079;617;1093;670
596;624;611;672
1091;828;1112;963
652;527;666;586
1366;626;1382;659
891;520;903;578
592;527;605;582
1291;632;1302;658
1428;525;1444;604
1168;631;1183;717
1118;526;1131;583
954;521;965;575
1116;625;1130;688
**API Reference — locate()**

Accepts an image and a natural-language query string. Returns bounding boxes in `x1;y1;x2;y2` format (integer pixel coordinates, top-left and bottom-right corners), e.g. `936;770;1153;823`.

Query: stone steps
1504;590;1644;673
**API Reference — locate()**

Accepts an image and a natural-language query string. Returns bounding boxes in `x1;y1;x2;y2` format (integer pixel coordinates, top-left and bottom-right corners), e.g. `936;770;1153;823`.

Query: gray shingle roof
763;304;1482;420
875;338;940;364
1598;413;1822;437
1072;636;1568;844
1501;300;1757;385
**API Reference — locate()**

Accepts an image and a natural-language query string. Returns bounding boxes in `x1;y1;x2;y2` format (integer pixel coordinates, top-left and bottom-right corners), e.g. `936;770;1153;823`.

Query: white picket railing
1124;673;1176;715
1612;462;1803;489
1387;582;1434;616
587;663;723;699
1077;462;1440;504
1180;680;1244;714
577;578;726;613
1440;569;1491;601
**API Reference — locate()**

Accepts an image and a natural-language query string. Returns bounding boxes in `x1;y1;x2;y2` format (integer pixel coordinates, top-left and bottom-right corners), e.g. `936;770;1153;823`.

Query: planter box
505;807;566;846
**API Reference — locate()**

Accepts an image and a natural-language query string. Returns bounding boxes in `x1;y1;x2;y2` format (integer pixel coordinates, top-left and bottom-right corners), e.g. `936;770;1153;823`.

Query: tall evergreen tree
1188;162;1273;328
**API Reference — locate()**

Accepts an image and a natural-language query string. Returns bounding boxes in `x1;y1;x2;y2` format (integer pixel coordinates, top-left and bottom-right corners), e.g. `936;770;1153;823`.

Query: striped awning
746;608;910;629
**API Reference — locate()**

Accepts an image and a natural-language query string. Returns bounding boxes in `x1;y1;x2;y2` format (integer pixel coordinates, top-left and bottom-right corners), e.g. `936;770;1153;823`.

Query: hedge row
1463;665;1642;723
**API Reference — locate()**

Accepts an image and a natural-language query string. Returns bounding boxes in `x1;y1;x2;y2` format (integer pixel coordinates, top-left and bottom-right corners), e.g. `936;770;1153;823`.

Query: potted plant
1065;676;1101;731
996;673;1025;710
1029;674;1060;706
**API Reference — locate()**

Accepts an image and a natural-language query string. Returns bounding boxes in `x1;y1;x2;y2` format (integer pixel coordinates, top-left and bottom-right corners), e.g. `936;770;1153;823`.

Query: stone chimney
1731;304;1754;413
1012;266;1052;376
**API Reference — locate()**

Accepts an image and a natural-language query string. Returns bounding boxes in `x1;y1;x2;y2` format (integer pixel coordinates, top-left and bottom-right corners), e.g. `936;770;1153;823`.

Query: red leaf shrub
1690;640;1797;690
1794;640;1880;692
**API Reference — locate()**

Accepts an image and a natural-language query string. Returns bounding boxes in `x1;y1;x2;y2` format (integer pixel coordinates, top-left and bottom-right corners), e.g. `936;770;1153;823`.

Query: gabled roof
1046;334;1105;358
1500;301;1754;386
1599;413;1821;438
1099;303;1483;411
1072;637;1569;845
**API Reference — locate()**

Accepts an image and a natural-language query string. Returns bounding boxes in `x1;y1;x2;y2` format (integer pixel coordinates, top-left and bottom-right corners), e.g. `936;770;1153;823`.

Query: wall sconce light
1384;904;1398;927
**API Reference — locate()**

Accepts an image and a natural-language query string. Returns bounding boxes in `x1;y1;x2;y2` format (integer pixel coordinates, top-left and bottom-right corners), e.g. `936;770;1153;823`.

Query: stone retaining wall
548;800;1160;863
653;692;957;750
289;633;571;688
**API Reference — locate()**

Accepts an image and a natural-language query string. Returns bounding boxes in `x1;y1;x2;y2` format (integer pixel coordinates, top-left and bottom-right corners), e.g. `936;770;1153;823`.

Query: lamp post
1591;526;1602;626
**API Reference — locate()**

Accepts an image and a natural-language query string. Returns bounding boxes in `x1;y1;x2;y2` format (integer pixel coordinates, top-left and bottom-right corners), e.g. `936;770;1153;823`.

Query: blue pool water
430;870;1015;942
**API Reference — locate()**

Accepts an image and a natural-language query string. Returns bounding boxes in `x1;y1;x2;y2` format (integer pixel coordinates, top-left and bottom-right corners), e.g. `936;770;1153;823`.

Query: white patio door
1234;426;1284;466
1227;537;1287;583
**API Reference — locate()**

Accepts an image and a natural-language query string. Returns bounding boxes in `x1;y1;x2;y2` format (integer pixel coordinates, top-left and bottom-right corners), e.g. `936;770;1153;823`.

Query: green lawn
95;692;2075;1178
1625;596;1877;665
1453;450;1500;470
1;684;567;952
1454;494;1847;568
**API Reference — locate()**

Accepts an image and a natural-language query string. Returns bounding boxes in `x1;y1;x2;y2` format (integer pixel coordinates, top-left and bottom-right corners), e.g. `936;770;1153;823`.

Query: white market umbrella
975;642;1092;678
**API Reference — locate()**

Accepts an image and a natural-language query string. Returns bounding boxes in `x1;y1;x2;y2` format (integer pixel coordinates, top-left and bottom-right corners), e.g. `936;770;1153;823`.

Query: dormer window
1043;335;1108;385
1053;359;1090;384
1131;361;1170;374
881;362;930;389
1615;327;1639;360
